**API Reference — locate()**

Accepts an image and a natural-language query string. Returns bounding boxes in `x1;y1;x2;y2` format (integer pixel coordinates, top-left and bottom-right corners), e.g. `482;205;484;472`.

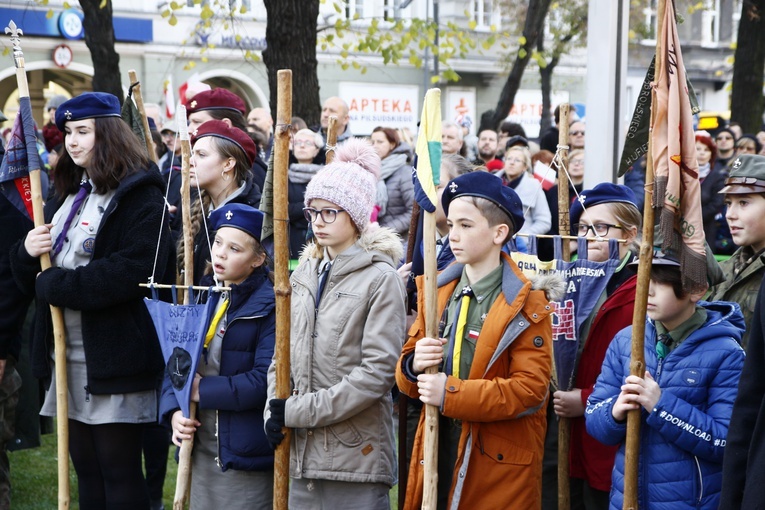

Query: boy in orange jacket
396;171;558;509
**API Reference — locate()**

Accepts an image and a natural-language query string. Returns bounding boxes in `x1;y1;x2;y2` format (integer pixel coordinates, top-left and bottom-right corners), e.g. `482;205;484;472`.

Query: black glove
265;398;286;449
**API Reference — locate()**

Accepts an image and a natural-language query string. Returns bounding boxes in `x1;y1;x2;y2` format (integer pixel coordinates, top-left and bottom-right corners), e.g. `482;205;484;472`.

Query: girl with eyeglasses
552;183;642;510
264;138;406;509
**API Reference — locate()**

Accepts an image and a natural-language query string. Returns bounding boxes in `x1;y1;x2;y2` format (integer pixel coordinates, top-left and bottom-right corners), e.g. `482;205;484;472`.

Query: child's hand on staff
412;336;447;374
553;388;585;418
191;373;202;403
171;410;201;447
397;262;412;286
24;223;53;257
417;372;447;407
612;371;662;421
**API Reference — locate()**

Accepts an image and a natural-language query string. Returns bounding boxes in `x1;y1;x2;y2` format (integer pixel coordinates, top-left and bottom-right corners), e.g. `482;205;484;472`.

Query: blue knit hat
55;92;121;131
570;183;638;225
209;203;264;241
441;171;525;232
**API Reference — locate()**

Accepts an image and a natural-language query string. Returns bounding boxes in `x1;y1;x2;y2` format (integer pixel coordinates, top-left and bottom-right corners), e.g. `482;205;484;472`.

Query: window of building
700;0;720;45
471;0;499;29
345;0;365;19
732;0;743;43
643;0;658;40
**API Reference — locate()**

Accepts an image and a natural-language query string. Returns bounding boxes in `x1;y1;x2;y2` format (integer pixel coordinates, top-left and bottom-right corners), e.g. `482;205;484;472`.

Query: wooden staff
420;88;443;509
421;206;439;510
623;2;663;508
128;70;158;164
5;21;70;509
173;105;195;510
555;103;571;510
325;115;338;164
273;69;293;510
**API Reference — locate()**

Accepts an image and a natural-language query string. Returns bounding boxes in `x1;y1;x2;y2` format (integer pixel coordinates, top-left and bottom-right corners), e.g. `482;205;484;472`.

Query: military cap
187;89;246;116
441;171;525;232
570;183;638;225
719;154;765;194
191;120;257;167
54;92;122;131
209;203;264;241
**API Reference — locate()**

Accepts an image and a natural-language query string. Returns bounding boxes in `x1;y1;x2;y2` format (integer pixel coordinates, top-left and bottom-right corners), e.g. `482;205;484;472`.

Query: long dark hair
55;116;150;198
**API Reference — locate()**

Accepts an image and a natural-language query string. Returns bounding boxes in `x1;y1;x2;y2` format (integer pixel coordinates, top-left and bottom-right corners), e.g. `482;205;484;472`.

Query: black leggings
69;420;150;510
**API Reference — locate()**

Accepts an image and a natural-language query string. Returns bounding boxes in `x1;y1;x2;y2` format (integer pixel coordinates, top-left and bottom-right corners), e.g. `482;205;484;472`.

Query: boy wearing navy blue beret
396;171;558;509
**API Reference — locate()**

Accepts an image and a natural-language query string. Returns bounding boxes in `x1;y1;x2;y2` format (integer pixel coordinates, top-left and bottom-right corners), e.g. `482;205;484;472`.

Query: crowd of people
1;86;765;510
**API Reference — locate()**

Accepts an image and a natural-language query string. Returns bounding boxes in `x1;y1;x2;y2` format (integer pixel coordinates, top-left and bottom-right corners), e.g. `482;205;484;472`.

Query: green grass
9;431;399;509
9;432;178;510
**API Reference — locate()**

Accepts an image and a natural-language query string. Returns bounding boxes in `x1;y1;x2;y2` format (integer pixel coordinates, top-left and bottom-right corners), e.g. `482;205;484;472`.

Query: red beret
191;120;257;167
187;89;246;116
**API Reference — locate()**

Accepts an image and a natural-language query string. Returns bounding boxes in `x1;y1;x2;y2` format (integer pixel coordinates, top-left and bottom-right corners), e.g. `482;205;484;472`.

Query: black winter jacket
10;168;175;394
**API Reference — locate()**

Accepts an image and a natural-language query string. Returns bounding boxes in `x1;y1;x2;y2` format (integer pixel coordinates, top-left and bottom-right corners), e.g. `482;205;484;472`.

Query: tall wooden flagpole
5;21;70;510
173;106;195;510
623;2;663;508
273;69;293;510
556;103;571;510
128;70;158;164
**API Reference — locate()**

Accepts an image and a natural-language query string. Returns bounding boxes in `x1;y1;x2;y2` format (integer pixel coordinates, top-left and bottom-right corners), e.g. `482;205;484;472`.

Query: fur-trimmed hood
530;271;566;302
298;226;404;268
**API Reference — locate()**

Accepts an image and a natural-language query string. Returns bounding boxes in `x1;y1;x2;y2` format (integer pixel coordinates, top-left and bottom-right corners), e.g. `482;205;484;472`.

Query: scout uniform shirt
438;262;503;504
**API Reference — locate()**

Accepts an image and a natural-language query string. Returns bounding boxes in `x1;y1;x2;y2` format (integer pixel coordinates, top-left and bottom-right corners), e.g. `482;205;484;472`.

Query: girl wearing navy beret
11;92;175;509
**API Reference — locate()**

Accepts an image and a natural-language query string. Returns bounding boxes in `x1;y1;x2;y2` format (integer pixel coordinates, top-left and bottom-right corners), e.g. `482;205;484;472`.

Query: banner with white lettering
339;82;419;135
512;236;620;390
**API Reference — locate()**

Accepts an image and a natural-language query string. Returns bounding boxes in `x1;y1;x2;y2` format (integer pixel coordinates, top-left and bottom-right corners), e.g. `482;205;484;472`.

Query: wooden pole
273;69;293;510
623;3;663;509
173;105;195;510
128;70;158;164
325;116;338;164
556;103;571;510
421;210;439;510
5;21;70;510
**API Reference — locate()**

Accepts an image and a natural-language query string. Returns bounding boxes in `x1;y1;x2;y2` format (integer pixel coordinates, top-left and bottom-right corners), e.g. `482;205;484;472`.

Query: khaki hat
719;154;765;194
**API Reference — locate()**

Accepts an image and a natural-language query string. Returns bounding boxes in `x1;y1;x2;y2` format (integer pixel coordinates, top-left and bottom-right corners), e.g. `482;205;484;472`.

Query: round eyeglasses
303;207;346;224
575;223;624;237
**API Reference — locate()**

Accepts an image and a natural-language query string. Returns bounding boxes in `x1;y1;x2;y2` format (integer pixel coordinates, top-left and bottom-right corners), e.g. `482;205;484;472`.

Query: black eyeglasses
575;223;623;237
570;130;585;136
303;207;346;224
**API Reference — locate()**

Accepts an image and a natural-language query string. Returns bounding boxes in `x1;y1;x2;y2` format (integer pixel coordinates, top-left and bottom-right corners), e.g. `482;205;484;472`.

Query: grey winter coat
265;227;407;487
377;144;414;236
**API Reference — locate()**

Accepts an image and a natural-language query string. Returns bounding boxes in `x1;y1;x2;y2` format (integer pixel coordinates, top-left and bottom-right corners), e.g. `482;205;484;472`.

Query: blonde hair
504;145;532;172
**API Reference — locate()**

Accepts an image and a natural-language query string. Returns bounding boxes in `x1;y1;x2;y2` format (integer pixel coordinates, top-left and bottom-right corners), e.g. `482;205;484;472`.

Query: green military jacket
709;247;765;349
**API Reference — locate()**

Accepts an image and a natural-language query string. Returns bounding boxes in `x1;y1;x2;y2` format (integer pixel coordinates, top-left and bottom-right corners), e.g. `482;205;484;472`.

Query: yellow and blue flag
412;88;442;213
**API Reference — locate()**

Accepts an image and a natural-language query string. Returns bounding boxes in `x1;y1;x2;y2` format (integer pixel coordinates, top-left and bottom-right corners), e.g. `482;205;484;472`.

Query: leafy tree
535;0;588;134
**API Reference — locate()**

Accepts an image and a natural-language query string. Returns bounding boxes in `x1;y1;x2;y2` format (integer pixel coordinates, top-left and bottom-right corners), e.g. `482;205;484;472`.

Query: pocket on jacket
328;419;363;447
477;429;533;465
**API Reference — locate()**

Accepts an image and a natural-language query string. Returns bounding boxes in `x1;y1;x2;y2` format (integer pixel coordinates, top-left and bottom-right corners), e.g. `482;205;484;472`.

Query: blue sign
0;7;153;43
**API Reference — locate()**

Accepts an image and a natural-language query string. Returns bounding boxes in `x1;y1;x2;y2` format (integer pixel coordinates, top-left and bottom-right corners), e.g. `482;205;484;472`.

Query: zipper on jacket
694;456;703;504
84;385;91;402
215;410;223;468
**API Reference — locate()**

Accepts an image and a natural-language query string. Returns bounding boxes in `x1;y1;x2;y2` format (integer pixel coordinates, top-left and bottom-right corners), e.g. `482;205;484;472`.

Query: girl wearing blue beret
162;204;276;509
11;92;175;509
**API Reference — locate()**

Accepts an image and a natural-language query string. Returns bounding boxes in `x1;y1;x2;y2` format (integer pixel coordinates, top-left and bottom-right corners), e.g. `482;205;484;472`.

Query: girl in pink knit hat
265;138;407;508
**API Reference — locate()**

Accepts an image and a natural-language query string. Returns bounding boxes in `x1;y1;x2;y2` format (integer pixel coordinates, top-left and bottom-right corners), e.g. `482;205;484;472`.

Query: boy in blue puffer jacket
585;249;745;510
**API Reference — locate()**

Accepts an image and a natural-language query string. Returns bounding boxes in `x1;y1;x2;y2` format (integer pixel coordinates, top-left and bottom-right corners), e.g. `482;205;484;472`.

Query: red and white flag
164;77;176;119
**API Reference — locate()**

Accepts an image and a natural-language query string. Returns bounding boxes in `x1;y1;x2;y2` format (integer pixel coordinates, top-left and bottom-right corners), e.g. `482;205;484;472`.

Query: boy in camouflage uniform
709;154;765;348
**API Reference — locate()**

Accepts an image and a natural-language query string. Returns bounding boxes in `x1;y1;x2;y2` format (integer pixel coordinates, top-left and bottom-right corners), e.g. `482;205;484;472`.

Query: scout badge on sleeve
144;288;216;419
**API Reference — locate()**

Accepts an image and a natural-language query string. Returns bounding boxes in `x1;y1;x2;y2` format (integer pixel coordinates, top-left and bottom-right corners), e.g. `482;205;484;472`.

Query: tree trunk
731;0;765;133
263;0;321;127
79;0;123;102
538;27;553;135
479;0;553;132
